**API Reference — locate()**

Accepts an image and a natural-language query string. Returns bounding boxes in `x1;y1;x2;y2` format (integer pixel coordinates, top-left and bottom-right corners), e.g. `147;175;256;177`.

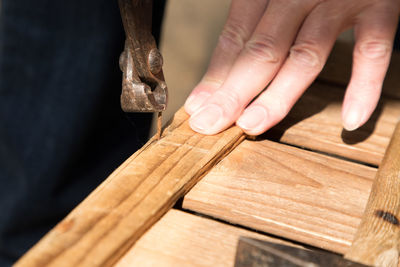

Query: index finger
189;0;318;134
185;0;268;114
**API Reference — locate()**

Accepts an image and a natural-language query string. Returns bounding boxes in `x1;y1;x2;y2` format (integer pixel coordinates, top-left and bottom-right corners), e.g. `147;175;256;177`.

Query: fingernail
185;91;211;114
189;104;223;134
343;107;364;131
237;106;268;130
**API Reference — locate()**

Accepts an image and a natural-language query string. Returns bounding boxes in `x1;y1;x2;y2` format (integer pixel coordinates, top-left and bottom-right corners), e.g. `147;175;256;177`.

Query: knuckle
245;34;280;64
213;90;242;115
289;42;323;71
219;20;247;52
356;40;391;59
201;76;224;87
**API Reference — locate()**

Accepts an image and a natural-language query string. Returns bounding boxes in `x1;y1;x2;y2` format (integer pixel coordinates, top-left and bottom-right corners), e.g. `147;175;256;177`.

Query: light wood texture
183;139;377;254
267;81;400;166
16;108;245;267
319;40;400;99
346;122;400;267
115;209;300;267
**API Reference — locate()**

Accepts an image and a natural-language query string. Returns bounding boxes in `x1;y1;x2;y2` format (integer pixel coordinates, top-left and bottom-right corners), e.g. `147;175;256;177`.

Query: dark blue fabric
394;22;400;51
0;1;165;265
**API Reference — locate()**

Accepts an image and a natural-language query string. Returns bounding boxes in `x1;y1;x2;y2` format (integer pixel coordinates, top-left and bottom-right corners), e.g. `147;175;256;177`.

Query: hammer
118;0;168;139
235;121;400;267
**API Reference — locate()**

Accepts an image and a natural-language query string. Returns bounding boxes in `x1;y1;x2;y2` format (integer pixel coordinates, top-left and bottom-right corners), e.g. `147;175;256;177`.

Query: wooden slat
183;139;376;254
16;109;245;267
319;40;400;99
115;209;300;267
346;122;400;266
267;81;400;166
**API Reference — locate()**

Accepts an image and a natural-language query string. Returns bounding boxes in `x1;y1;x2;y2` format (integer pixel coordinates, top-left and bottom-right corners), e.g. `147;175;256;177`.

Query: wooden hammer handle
345;122;400;266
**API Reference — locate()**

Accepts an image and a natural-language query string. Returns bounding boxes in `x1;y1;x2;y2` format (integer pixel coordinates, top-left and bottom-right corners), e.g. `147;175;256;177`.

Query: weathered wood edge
345;122;400;266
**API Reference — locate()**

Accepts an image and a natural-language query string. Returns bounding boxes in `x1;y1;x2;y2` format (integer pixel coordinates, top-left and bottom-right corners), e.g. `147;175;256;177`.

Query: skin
184;0;400;135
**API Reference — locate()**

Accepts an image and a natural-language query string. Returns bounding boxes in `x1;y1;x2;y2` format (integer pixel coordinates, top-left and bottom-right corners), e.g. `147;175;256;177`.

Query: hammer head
234;237;368;267
119;0;168;113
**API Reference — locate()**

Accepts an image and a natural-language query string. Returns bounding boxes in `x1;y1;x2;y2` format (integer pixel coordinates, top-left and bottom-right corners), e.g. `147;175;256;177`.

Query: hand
184;0;400;135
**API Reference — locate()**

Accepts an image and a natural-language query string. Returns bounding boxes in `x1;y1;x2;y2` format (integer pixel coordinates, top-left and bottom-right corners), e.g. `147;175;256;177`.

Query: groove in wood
16;108;244;267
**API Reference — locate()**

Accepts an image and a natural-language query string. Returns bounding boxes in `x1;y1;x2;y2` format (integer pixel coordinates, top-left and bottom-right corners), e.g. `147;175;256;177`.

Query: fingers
187;0;400;136
342;2;399;131
184;0;268;114
237;1;345;135
189;0;318;135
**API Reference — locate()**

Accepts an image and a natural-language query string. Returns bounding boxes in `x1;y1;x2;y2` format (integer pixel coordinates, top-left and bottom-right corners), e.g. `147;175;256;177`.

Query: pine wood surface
183;139;377;254
345;122;400;266
319;40;400;99
115;209;301;267
18;38;400;266
267;81;400;166
15;109;245;267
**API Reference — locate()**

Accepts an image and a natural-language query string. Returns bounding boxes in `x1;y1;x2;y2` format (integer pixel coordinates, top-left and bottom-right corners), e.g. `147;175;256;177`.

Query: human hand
184;0;400;135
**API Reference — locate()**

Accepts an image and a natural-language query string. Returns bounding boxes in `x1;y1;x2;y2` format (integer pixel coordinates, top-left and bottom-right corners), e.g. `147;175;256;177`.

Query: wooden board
319;40;400;99
267;81;400;166
183;139;376;254
19;40;400;266
115;209;300;267
345;122;400;266
15;109;245;267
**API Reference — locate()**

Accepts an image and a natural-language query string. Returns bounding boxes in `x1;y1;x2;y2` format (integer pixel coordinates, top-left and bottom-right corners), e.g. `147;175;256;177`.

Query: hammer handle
345;122;400;266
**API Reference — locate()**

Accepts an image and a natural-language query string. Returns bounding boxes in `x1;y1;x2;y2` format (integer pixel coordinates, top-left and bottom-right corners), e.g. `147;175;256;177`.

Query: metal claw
118;0;168;113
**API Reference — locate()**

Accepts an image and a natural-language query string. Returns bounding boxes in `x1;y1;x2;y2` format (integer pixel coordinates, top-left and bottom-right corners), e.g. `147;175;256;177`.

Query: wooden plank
183;139;376;254
267;81;400;166
115;209;300;267
346;122;400;266
319;40;400;99
16;108;245;267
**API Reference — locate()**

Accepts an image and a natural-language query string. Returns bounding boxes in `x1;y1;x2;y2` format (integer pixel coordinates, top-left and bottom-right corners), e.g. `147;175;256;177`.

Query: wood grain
267;81;400;166
183;139;377;254
319;40;400;99
346;122;400;266
115;209;300;267
15;108;244;267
